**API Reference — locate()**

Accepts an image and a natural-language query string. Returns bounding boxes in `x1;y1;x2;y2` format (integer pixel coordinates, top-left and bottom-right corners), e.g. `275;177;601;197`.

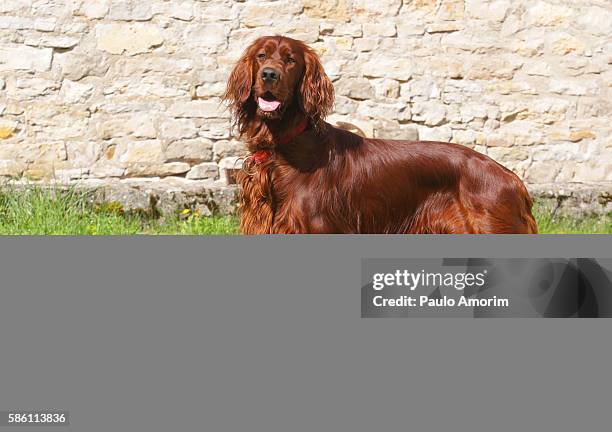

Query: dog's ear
299;46;335;129
224;43;257;114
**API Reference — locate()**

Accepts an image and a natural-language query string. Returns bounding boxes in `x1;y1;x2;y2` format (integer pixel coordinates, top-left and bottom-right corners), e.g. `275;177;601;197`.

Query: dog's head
224;36;334;133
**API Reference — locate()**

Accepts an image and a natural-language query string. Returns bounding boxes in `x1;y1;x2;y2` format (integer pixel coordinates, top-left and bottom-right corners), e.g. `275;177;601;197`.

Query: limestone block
160;119;198;141
199;119;231;140
13;77;59;98
113;57;193;76
497;121;544;146
64;140;98;165
166;1;195;21
168;99;229;119
198;1;236;22
525;161;562;183
465;0;510;22
549;33;587;56
429;59;464;79
577;6;612;36
19;142;68;163
569;130;596;142
25;34;80;48
426;22;462;34
126;162;191;178
362;23;397;38
96;23;164;55
23;164;56;180
98;113;157;140
54;168;89;182
241;2;301;27
212;140;247;162
466;58;521;80
32;18;55;32
184;23;229;53
371;78;400;98
0;45;53;71
108;1;153;21
165;138;214;162
523;60;551;76
119;140;165;164
452;129;478;145
459;103;489;122
59;80;94;104
574;162;612;182
56;52;95;81
0;119;18;139
104;76;188;98
218;156;243;172
90;165;125;178
278;18;321;44
362;56;413;81
353;0;402;17
335;77;374;100
374;122;418;141
402;78;438;98
186;162;219;180
357;100;404;121
0;0;31;14
549;78;597;96
487;146;530;163
78;0;110;19
412;101;446;126
0;160;25;177
320;22;362;37
333;96;359;115
196;82;225;98
0;16;34;29
353;38;378;52
303;0;351;21
397;23;426;37
436;0;465;20
417;125;453;142
525;1;572;27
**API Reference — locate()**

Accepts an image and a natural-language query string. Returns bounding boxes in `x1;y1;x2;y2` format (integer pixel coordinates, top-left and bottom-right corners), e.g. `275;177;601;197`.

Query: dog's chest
271;163;322;210
268;161;347;232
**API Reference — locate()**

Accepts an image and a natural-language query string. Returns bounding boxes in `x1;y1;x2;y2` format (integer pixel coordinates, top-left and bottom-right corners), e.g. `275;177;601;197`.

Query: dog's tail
334;121;367;138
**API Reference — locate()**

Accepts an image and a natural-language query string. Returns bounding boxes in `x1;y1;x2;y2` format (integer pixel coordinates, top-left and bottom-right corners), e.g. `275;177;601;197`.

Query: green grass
0;187;608;235
533;203;612;234
0;186;238;235
145;211;239;235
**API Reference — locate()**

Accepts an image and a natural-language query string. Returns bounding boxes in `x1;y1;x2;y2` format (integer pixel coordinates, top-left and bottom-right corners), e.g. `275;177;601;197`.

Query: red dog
224;36;537;234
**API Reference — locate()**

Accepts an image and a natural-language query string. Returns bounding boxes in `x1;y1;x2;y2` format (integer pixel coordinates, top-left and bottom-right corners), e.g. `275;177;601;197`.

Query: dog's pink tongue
258;97;281;112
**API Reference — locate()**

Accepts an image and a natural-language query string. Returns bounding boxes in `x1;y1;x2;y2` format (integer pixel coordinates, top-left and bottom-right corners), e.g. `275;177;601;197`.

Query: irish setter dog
224;36;537;234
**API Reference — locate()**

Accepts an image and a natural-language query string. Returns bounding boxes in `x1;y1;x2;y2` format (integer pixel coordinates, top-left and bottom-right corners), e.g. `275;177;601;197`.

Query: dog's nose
261;67;280;82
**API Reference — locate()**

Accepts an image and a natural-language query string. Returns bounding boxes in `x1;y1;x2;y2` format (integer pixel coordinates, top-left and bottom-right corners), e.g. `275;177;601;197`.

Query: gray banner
0;235;611;431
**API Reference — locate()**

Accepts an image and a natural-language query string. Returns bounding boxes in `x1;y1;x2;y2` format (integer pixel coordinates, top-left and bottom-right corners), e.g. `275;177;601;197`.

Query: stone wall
0;0;610;215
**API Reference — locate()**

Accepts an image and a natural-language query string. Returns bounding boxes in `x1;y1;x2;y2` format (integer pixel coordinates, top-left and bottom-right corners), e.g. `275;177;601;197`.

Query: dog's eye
257;53;266;60
286;57;296;64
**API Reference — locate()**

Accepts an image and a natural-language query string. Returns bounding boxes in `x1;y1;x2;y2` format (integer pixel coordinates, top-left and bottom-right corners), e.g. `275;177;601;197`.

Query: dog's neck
242;110;310;152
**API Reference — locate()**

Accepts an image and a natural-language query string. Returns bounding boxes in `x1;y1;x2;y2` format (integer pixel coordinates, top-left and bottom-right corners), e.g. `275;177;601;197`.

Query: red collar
279;118;309;146
250;119;309;165
251;149;273;164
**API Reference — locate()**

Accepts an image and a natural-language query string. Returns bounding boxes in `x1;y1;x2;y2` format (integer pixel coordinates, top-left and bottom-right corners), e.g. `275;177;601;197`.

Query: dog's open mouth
257;92;281;112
